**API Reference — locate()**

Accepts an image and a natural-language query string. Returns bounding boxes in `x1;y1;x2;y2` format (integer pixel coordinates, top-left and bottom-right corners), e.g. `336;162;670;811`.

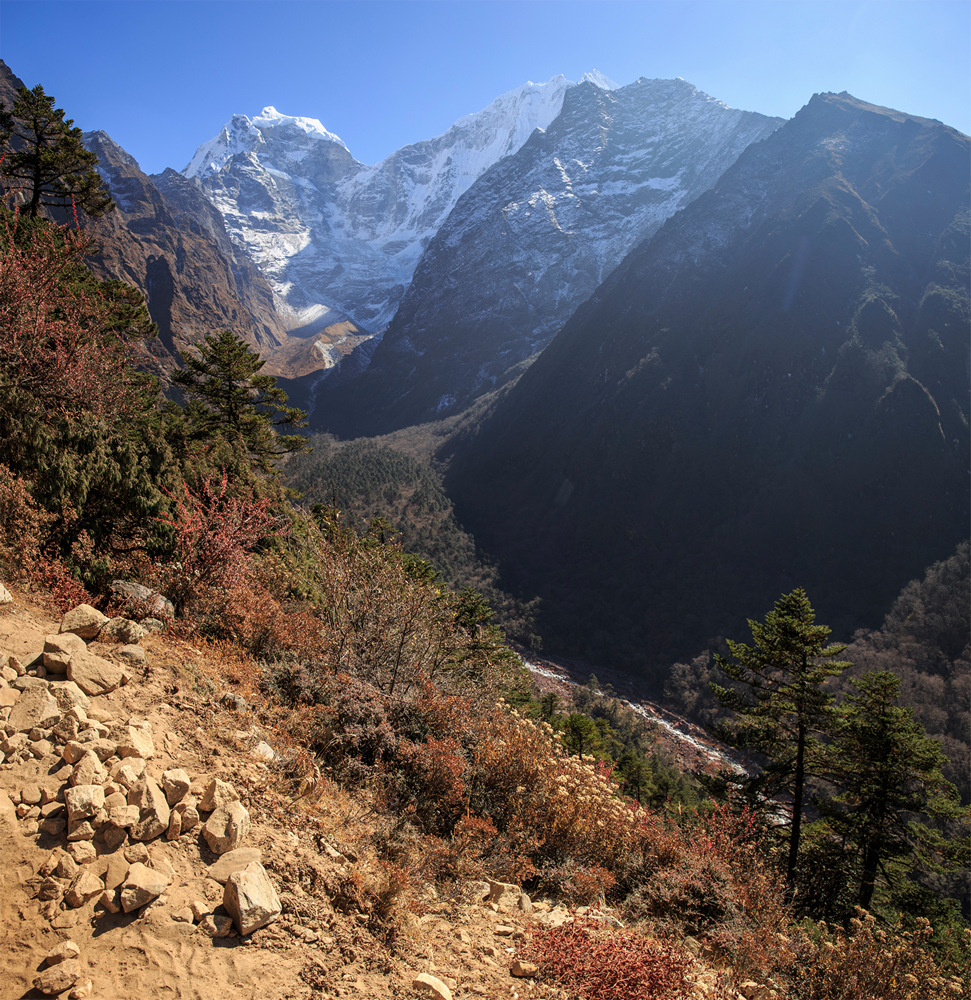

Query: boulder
60;604;109;640
116;723;155;760
64;784;105;822
486;879;528;913
120;862;170;912
70;750;108;787
100;617;147;644
34;959;82;996
208;847;262;884
110;580;174;619
161;768;191;806
67;650;125;696
48;681;91;715
223;861;281;934
44;633;87;674
110;758;147;789
128;777;170;841
7;686;60;733
64;869;104;908
203;800;250;855
45;939;81;965
198;777;240;812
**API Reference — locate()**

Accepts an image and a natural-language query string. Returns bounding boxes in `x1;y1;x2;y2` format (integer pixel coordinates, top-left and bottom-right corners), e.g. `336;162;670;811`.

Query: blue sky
1;1;968;175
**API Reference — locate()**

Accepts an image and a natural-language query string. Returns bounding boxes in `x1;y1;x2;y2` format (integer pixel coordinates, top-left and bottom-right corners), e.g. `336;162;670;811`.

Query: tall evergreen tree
710;588;850;895
820;670;968;915
0;85;114;219
171;330;309;475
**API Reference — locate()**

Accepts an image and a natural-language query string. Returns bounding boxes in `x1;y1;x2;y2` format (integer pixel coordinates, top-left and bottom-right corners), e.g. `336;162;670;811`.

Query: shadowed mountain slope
444;92;970;680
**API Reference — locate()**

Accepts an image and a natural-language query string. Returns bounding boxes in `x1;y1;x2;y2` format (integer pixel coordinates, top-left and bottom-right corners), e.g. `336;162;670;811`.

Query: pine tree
1;85;114;219
171;330;309;475
710;588;850;894
820;670;968;915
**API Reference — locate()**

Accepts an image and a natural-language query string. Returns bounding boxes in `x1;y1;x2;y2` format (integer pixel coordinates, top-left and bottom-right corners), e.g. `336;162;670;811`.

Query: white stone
161;768;190;805
67;650;124;696
412;973;453;1000
120;862;171;912
128;777;170;841
7;687;60;733
64;785;105;822
203;800;250;855
223;861;282;934
198;777;239;812
116;724;155;760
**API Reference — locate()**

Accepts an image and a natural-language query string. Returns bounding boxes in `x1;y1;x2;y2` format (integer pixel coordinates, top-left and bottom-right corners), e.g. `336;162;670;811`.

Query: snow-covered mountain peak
183;113;266;177
183;107;349;178
250;106;349;149
579;70;620;90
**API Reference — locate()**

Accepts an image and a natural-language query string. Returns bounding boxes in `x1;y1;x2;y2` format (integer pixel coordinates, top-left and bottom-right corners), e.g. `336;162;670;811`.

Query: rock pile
1;598;283;995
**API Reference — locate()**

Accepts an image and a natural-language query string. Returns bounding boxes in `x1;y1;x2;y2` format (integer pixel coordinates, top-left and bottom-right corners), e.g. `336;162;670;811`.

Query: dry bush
787;912;970;1000
0;463;51;580
521;916;693;1000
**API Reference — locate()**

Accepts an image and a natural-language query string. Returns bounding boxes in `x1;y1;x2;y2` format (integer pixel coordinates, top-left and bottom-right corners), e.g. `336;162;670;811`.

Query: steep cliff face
80;131;289;370
444;93;971;676
314;78;783;435
0;60;287;373
182;78;578;338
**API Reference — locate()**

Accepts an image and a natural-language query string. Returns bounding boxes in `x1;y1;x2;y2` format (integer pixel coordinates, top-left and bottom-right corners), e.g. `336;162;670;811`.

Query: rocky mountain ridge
314;77;783;434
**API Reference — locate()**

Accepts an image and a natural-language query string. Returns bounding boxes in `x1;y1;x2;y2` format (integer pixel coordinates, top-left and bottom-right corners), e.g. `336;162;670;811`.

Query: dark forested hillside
443;93;971;682
842;541;970;801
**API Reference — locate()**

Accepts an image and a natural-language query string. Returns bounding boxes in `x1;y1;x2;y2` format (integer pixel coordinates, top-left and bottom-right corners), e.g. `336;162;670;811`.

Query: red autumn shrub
155;470;287;614
521;915;693;1000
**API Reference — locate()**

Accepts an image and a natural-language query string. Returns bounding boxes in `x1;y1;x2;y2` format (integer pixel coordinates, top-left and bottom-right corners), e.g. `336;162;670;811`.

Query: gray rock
101;617;147;644
110;580;174;619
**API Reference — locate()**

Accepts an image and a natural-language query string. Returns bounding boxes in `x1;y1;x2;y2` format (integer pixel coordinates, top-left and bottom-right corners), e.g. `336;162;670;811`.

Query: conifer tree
172;330;309;475
820;670;968;914
0;85;114;219
710;588;850;895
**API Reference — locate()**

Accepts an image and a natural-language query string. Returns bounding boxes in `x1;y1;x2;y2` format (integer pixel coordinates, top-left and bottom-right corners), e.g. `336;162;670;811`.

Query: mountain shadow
443;92;970;686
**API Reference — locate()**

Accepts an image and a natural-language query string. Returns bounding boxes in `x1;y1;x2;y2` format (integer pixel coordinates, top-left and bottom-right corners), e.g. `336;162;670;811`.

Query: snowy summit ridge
180;74;600;335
